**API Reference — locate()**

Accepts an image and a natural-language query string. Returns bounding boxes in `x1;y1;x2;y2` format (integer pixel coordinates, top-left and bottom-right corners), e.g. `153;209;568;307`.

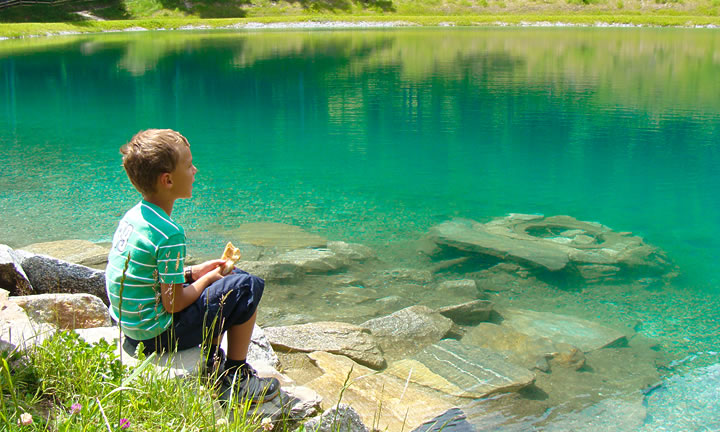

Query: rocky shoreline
0;214;680;430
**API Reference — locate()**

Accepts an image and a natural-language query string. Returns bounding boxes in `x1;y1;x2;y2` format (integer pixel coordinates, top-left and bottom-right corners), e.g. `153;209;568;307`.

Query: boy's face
168;143;197;199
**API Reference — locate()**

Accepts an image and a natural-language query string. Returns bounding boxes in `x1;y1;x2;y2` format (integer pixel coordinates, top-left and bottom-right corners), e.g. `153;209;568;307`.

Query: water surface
1;27;719;429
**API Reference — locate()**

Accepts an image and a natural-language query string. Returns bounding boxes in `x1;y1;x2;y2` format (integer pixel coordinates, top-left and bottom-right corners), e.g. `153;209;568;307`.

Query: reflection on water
1;28;720;429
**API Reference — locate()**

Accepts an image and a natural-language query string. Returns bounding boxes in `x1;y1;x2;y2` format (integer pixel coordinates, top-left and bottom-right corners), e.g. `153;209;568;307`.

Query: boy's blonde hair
120;129;190;195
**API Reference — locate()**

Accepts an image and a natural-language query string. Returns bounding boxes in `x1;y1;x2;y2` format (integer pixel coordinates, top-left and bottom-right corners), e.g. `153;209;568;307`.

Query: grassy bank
1;0;719;39
0;13;718;39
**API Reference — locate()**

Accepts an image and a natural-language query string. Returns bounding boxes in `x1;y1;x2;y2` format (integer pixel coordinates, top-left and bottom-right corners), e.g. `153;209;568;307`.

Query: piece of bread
220;242;242;275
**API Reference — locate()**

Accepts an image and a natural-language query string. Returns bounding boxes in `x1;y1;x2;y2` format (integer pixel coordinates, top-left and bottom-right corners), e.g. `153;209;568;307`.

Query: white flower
261;417;274;431
18;412;33;426
216;418;228;426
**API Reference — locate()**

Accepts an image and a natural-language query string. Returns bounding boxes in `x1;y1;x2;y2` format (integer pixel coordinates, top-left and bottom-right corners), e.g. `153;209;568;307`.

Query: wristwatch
184;266;194;284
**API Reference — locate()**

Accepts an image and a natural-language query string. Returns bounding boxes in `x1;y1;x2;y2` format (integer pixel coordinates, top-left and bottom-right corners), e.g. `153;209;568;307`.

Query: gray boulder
437;279;479;298
264;321;386;369
10;293;111;329
361;305;453;360
20;239;110;269
411;408;475;432
0;245;33;296
17;253;108;304
303;404;369;432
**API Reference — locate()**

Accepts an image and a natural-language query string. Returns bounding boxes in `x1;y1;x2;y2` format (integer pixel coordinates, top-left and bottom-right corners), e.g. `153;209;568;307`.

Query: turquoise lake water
1;27;720;428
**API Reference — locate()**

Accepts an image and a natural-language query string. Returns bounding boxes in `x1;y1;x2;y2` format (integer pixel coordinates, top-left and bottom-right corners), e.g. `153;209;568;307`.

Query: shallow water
1;27;720;429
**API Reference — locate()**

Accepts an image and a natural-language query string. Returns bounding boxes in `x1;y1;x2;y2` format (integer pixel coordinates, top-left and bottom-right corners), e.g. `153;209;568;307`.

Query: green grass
0;331;304;431
1;0;720;38
0;13;718;39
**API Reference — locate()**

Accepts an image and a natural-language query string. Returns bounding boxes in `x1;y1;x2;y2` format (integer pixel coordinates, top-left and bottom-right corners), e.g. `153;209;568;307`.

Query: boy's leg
226;310;257;361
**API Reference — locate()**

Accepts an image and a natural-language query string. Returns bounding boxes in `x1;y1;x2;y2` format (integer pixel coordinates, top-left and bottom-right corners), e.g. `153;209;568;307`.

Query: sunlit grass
0;331;291;431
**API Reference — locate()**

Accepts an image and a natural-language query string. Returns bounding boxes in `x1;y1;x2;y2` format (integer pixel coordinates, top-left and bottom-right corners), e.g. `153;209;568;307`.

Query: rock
229;384;323;423
327;241;375;262
436;300;493;325
305;351;454;431
276;248;345;273
323;286;379;306
642;363;720;432
248;324;279;368
428;215;675;279
10;293;111;329
303;403;369;432
544;395;647;432
0;318;55;352
385;339;535;399
361;306;453;360
264;321;386;369
76;324;279;377
17;253;108;304
498;308;627;352
437;279;478;298
225;222;327;250
374;268;434;285
20;239;110;269
0;292;55;352
410;408;475;432
0;245;33;296
429;218;570;271
237;260;300;281
576;264;622;281
463;323;585;371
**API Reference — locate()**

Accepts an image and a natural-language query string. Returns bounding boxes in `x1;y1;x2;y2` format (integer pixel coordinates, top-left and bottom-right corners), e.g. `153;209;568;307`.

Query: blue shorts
124;269;265;355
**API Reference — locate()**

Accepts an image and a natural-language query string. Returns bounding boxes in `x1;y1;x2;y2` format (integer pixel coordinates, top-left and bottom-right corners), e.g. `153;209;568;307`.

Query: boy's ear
157;172;173;189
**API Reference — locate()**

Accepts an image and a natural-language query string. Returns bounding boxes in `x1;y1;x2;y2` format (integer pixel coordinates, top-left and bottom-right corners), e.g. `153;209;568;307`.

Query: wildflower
70;403;82;415
216;418;228;426
119;418;130;429
18;413;33;426
261;417;274;431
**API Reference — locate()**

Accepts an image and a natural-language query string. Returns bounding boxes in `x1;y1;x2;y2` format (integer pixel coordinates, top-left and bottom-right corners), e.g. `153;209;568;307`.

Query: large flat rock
11;293;111;329
430;219;570;271
305;351;454;432
386;339;535;399
265;321;386;369
225;222;327;250
498;308;627;353
20;239;110;268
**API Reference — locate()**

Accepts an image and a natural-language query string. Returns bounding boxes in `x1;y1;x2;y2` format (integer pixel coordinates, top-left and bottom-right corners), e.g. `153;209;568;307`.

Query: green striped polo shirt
105;200;186;340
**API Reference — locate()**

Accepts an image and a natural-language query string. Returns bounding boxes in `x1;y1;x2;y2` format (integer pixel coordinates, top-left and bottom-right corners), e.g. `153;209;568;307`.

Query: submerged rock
428;215;675;281
361;305;453;360
264;321;386;369
436;300;494;325
20;239;110;269
463;322;585;372
497;308;628;352
225;222;327;250
386;339;535;399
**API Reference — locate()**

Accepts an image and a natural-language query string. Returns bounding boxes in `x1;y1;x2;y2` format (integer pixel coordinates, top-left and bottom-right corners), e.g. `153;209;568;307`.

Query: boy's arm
160;266;225;313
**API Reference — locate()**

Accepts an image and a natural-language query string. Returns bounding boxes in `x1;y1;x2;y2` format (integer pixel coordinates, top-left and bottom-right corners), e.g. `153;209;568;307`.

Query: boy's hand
191;259;225;281
201;266;226;285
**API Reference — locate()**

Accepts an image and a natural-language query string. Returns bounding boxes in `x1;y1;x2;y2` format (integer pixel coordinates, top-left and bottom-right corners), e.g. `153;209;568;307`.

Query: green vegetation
0;331;298;431
1;0;720;38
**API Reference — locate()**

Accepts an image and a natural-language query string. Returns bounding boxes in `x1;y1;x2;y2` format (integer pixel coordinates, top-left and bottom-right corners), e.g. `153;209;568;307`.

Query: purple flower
119;418;130;429
70;403;82;415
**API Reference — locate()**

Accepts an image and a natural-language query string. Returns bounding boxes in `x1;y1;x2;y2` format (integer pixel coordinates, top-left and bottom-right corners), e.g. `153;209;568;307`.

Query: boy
105;129;279;404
